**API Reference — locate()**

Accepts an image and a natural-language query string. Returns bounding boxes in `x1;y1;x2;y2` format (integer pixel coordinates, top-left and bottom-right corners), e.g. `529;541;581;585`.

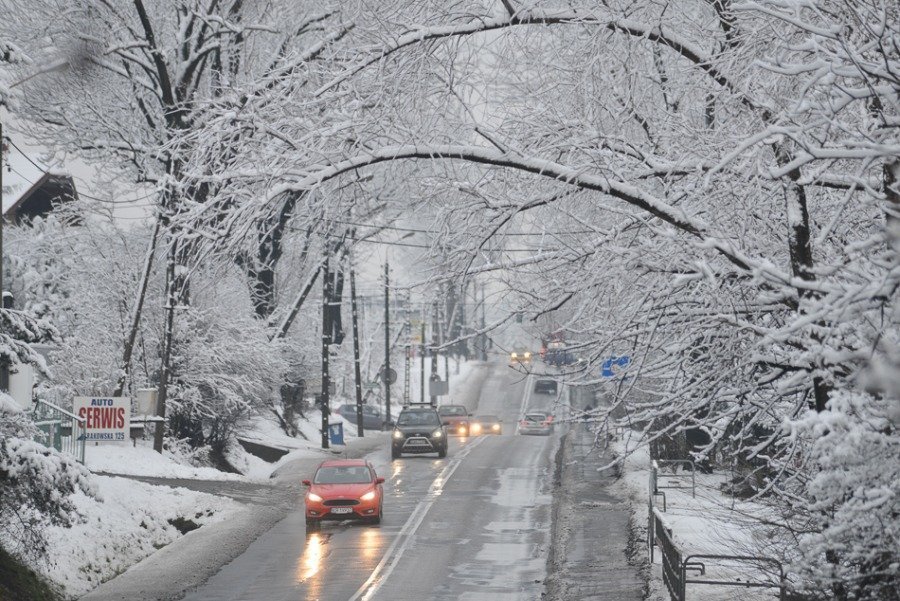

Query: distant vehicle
470;415;502;435
533;379;558;395
303;459;384;529
335;403;392;430
510;350;532;366
437;404;471;436
392;406;448;458
544;341;576;366
518;412;554;436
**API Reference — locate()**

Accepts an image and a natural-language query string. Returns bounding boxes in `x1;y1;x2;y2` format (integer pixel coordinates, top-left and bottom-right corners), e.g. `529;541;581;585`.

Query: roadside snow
84;443;244;481
38;474;241;599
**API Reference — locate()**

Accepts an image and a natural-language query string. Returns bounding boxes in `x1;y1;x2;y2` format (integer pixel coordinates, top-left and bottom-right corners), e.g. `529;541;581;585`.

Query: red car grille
323;499;360;507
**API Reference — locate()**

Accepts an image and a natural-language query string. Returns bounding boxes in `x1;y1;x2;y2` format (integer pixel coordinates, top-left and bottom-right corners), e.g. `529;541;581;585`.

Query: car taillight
519;420;527;427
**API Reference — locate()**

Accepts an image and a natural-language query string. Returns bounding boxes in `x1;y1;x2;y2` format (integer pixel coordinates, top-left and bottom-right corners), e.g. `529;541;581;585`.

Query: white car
518;412;553;435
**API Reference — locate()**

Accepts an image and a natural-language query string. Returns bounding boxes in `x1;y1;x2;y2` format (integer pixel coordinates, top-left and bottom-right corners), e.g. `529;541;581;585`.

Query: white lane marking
348;436;487;601
516;374;534;434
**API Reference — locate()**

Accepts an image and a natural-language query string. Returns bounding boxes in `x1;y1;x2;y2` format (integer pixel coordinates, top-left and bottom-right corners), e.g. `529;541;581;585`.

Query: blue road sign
601;356;630;378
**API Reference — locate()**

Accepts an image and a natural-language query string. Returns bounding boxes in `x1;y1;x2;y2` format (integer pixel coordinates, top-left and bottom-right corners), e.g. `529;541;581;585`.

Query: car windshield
438;406;467;416
475;415;499;422
524;414;547;423
397;411;440;426
314;466;372;484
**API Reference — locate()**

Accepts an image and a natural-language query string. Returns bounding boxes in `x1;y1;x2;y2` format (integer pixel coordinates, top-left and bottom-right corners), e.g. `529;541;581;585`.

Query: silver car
518;412;554;436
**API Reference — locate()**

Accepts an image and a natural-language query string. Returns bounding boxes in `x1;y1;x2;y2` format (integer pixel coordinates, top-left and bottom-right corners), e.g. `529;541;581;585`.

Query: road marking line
348;436;487;601
516;374;534;433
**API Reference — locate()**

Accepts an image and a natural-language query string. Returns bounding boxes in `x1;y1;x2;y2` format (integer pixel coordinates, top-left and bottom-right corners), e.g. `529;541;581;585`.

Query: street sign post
381;368;397;384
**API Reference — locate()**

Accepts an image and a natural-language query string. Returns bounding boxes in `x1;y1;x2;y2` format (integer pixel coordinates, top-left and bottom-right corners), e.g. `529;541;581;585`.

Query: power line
292;225;560;252
318;215;597;237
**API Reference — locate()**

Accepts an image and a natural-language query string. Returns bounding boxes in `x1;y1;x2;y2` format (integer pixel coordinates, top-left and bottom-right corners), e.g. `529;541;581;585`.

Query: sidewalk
544;388;646;600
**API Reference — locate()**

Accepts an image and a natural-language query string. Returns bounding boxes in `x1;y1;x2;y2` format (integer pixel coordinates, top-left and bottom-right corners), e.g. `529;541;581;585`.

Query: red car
303;459;385;529
438;404;471;436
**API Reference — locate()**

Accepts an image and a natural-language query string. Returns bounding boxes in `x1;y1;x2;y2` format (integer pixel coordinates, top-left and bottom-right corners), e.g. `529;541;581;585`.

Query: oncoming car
510;350;532;366
518;412;554;436
392;406;448;458
303;459;385;529
470;415;502;435
437;404;471;436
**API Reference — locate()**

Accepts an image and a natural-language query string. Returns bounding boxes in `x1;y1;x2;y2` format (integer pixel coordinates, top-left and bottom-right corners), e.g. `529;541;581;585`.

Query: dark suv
391;406;447;459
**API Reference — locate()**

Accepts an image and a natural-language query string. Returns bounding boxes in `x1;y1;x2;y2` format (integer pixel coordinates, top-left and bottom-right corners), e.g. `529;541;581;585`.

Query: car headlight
492;424;500;431
511;352;518;359
471;424;482;433
524;352;532;358
432;429;443;438
393;429;404;439
361;491;376;502
307;492;323;503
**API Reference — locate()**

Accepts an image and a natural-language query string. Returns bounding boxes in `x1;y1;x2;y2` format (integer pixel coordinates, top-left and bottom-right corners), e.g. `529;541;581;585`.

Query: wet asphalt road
183;366;563;601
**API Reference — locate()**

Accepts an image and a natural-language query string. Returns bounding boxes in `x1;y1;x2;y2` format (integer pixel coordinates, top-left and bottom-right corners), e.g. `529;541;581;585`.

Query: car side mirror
302;479;311;486
375;477;385;484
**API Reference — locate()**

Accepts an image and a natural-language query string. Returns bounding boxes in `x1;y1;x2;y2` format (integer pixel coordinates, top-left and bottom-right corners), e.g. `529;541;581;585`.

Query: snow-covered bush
0;395;97;562
166;307;288;464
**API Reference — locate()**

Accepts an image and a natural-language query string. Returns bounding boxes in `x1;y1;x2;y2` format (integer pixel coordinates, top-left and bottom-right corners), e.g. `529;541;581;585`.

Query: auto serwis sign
74;397;131;442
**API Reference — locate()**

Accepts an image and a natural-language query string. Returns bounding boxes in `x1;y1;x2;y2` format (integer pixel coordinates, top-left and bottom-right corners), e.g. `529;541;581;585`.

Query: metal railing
647;479;786;601
683;554;785;600
650;461;668;510
650;507;684;599
655;459;696;498
31;399;86;463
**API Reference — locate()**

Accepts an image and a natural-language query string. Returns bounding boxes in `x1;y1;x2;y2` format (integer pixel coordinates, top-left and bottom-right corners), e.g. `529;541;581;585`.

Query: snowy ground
84;443;245;481
612;432;784;601
37;474;241;599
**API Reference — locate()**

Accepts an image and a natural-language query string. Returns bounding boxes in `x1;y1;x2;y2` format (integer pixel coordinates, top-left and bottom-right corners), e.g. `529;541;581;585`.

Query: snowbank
39;475;241;598
84;443;244;481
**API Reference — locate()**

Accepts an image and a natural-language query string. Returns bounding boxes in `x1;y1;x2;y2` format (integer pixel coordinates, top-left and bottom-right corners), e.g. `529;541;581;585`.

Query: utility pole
420;316;426;404
383;262;392;424
350;257;364;438
403;316;411;403
430;301;439;405
320;247;332;449
480;283;488;361
0;122;5;307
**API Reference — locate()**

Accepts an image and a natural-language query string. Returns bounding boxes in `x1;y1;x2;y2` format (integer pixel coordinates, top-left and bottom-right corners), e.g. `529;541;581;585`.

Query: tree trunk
113;217;161;396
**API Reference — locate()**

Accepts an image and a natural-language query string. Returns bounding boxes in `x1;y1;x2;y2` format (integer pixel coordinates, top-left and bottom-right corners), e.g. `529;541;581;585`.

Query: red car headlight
361;490;376;502
307;492;323;503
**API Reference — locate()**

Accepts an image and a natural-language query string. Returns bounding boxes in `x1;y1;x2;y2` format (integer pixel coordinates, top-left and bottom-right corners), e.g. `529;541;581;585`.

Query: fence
647;465;786;601
32;399;86;463
655;459;696;498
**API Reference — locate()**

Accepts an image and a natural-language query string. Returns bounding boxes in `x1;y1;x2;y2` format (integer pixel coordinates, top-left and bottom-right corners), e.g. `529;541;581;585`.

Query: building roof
2;141;77;220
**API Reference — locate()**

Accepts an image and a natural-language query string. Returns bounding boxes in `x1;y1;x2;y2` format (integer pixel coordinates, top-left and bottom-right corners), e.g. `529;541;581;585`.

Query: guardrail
32;399;86;463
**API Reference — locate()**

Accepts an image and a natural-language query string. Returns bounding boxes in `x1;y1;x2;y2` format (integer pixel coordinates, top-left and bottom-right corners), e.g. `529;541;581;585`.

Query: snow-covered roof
2;139;75;217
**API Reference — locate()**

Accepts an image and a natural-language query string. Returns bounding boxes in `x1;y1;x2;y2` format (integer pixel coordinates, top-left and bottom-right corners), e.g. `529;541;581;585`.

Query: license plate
330;507;353;514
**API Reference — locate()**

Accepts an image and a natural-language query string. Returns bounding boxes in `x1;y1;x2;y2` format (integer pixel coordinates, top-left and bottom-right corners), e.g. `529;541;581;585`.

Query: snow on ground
612;431;783;601
38;474;241;599
84;442;244;481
